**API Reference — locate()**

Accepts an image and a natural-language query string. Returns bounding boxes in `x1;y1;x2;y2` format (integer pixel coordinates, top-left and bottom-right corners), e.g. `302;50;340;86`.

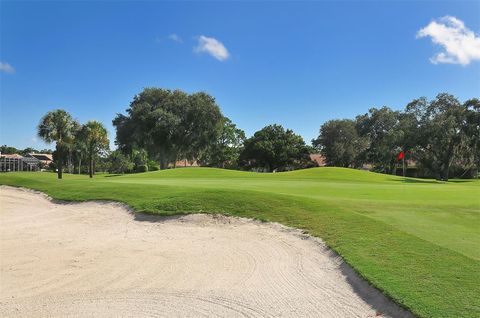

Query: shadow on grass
447;179;478;183
340;262;414;318
388;178;439;184
389;178;477;184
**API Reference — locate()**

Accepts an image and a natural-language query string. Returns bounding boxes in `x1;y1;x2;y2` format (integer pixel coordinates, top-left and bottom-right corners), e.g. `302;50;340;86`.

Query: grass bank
1;167;478;317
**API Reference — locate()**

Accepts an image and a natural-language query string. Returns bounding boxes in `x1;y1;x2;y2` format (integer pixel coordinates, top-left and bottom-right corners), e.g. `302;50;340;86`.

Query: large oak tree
113;88;224;169
240;124;311;172
312;119;367;168
199;118;246;168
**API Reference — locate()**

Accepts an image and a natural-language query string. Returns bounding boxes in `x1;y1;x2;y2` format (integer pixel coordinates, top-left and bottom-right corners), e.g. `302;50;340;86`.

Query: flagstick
403;155;406;178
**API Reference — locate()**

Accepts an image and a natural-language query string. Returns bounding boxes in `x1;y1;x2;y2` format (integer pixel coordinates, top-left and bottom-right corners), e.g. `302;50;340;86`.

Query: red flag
397;151;404;161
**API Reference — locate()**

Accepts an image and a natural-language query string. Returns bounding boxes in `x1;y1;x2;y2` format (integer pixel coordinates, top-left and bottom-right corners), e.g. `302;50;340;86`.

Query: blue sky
1;1;479;150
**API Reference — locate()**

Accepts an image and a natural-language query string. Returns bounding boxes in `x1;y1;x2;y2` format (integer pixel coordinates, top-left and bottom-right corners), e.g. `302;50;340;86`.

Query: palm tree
38;109;78;179
73;127;87;174
80;121;109;178
67;121;81;174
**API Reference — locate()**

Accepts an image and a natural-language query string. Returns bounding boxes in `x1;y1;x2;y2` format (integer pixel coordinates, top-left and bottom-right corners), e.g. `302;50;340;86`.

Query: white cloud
417;16;480;65
168;33;183;43
194;35;230;61
0;62;15;74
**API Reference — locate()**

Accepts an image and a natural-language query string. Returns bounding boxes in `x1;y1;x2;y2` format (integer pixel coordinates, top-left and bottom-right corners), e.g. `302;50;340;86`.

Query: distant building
171;159;200;168
309;154;326;167
360;163;373;170
28;153;53;166
0;153;41;172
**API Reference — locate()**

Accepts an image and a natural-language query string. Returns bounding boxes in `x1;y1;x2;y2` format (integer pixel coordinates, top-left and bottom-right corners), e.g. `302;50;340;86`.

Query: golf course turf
0;167;478;318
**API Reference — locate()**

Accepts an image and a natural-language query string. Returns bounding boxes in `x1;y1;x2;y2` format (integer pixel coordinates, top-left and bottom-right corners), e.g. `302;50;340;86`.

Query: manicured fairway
1;167;479;318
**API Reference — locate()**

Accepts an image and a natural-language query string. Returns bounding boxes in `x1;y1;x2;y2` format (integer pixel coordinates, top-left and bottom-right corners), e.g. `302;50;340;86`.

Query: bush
448;164;477;179
136;165;148;173
108;150;134;174
148;160;160;171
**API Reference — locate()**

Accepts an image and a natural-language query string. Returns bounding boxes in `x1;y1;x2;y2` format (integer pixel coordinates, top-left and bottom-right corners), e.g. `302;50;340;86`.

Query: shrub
148;160;160;171
136;165;148;173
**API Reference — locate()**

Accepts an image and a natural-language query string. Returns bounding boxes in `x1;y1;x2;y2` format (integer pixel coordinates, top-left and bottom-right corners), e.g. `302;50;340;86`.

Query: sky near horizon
1;1;479;150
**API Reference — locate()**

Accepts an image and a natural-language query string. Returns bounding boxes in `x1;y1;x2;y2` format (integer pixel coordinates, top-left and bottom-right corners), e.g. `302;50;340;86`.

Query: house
28;153;53;166
309;154;326;167
171;159;200;168
0;153;41;172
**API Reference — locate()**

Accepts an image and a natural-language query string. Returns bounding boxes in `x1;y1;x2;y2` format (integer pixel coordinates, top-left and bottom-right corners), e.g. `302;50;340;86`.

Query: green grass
1;167;479;317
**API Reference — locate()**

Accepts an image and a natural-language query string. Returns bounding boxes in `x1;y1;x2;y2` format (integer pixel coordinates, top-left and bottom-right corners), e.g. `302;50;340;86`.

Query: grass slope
1;167;479;318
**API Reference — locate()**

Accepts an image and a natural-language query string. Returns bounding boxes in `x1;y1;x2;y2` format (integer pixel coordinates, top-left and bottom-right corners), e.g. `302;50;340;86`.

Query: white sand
0;186;412;317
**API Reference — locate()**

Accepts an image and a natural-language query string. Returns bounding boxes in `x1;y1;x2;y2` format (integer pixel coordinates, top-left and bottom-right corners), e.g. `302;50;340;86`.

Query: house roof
22;157;41;164
309;154;326;166
0;153;23;159
29;153;53;161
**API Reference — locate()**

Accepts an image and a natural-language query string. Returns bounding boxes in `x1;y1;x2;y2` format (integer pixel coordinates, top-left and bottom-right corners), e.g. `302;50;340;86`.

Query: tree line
312;93;479;180
0;145;53;156
16;88;477;180
111;88;313;173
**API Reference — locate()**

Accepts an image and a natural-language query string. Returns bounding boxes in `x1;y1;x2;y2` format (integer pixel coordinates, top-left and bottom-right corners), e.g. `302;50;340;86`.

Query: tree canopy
37;109;79;179
113;88;224;169
28;91;480;179
314;93;479;180
78;120;109;178
405;93;474;180
312;119;367;168
198;118;246;168
240;124;312;172
355;107;404;174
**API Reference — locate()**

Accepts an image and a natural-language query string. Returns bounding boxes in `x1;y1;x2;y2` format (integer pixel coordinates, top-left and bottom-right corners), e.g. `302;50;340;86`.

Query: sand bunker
0;186;412;317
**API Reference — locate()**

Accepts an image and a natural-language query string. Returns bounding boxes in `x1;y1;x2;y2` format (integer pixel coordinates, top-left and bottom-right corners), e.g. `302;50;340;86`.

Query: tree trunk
160;161;166;170
158;150;167;170
89;155;93;178
57;145;63;179
78;158;81;175
58;160;63;179
68;149;72;174
443;164;450;181
442;145;454;181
